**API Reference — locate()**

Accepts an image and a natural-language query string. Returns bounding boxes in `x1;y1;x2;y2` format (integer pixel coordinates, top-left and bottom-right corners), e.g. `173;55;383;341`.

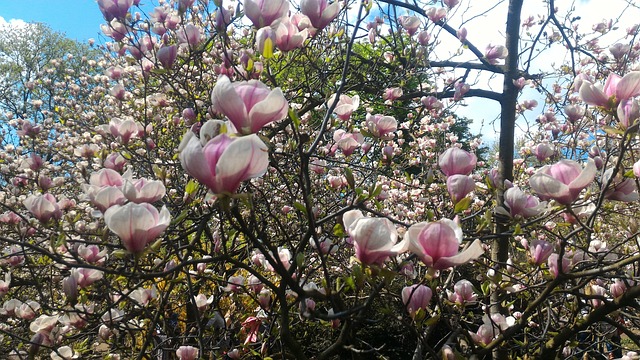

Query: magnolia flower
300;0;340;31
51;345;78;360
106;117;140;145
193;294;214;311
579;71;640;107
129;287;157;306
343;210;404;266
244;0;289;28
332;129;364;156
104;203;170;253
426;7;447;23
255;26;276;56
383;87;403;102
24;193;62;222
330;94;360;121
275;19;309;51
485;44;508;64
529;239;553;266
121;176;166;203
77;245;108;264
179;128;269;194
156;45;177;69
71;268;104;288
211;75;288;134
448;279;477;305
399;16;421;36
177;24;203;48
498;187;546;218
603;168;639;202
365;113;397;139
529;159;596;205
547;253;571;278
97;0;133;20
400;218;484;270
439;147;477;176
242;316;262;344
446;175;475;203
617;98;640;128
402;284;432;318
0;273;10;297
176;346;199;360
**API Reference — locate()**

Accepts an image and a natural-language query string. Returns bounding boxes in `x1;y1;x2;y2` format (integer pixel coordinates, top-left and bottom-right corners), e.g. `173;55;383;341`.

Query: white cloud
0;16;28;30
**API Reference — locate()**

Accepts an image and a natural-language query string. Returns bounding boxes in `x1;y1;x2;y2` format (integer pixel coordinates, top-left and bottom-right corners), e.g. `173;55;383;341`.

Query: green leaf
454;197;472;212
293;202;307;212
333;223;345;237
288;108;300;130
344;167;355;189
185;180;199;195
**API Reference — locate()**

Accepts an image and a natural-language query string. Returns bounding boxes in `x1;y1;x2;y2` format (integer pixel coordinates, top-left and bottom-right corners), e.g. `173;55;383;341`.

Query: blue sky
0;1;113;42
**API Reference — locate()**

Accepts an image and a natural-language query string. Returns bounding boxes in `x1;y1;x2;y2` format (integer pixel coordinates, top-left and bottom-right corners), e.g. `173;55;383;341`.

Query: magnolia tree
2;0;640;359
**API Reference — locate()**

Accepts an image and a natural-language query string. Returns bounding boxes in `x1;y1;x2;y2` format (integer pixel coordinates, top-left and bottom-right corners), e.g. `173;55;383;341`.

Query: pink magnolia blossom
610;279;627;299
176;346;199;360
122;175;166;203
383;87;403;101
443;0;460;9
0;273;10;297
242;316;262;344
439;147;477;176
579;71;640;107
400;218;484;270
603;168;639;202
343;210;404;266
77;245;108;264
453;82;470;101
617;98;640;128
547;253;571;278
179;126;269;194
70;268;104;288
426;7;447;23
448;279;477;305
498;187;546;218
193;294;214;311
529;239;553;265
300;0;340;31
104;203;170;253
588;283;607;308
634;159;640;178
84;185;126;213
457;27;467;42
446;175;475;203
177;24;203;48
330;94;360;121
365;113;397;139
156;45;177;69
533;143;554;162
106;117;140;145
401;284;432;318
244;0;289;28
399;16;421;36
211;75;288;134
23;193;62;222
417;31;431;46
529;159;596;205
332;129;364;156
275;19;309;51
224;275;245;292
97;0;133;20
485;44;508;64
256;26;276;55
104;153;127;171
